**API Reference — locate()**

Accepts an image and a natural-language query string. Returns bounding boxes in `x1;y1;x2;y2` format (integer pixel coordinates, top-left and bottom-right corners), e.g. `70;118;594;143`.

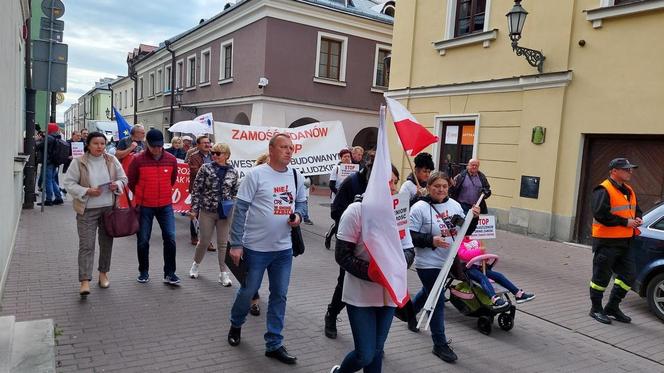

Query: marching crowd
37;125;539;372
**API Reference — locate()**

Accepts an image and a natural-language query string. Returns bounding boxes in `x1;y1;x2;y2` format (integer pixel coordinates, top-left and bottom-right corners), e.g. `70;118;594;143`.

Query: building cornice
585;0;664;28
385;71;573;99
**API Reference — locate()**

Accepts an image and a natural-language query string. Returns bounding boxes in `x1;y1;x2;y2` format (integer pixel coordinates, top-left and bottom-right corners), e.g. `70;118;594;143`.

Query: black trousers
328;267;346;316
591;241;635;292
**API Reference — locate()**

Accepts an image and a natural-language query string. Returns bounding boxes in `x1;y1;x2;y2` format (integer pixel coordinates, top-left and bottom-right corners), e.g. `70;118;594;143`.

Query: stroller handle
465;254;499;268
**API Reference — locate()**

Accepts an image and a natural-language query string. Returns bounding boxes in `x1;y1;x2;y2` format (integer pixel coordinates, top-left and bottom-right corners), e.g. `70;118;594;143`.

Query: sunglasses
211;151;225;156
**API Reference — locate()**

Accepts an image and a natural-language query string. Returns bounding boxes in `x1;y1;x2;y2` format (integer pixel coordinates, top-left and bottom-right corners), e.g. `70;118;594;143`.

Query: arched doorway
289;117;318;128
234;112;250;125
352;127;378;151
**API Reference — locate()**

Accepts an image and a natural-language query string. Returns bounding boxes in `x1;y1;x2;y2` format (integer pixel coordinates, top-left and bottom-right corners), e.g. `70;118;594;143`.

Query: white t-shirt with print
236;164;306;252
399;179;418;201
337;201;413;307
409;198;465;269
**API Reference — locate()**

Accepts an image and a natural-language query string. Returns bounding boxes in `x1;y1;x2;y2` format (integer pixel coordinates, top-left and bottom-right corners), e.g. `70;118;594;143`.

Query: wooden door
575;135;664;244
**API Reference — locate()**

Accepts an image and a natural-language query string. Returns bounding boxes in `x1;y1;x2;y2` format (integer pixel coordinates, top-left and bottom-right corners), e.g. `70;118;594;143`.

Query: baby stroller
446;254;516;335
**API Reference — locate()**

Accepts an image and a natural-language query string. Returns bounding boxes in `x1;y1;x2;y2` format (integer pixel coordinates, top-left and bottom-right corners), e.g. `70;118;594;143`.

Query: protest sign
469;215;496;240
214;121;348;178
338;163;360;184
71;142;84;157
393;192;410;239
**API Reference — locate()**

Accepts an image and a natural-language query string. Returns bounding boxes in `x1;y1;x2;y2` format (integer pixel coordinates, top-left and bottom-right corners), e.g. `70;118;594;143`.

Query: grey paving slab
1;194;663;372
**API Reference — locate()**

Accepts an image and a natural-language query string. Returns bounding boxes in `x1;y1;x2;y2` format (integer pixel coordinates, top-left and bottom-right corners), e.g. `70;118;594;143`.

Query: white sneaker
330;365;340;373
219;272;232;287
189;262;200;279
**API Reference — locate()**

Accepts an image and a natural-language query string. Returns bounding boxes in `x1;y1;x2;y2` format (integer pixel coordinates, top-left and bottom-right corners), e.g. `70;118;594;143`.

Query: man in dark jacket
449;159;491;214
324;152;374;339
128;129;180;286
36;123;64;206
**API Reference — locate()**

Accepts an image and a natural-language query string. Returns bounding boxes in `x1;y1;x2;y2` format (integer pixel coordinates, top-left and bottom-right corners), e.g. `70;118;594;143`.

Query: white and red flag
385;96;439;156
361;106;409;307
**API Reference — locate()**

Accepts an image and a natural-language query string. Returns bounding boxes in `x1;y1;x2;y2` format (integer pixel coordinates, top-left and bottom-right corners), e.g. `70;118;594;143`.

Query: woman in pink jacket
459;237;535;310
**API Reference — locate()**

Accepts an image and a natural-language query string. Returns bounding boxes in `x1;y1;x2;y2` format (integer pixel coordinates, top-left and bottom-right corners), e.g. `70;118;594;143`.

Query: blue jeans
230;248;293;352
44;164;62;201
137;205;176;276
412;268;447;347
338;305;395;373
467;266;519;298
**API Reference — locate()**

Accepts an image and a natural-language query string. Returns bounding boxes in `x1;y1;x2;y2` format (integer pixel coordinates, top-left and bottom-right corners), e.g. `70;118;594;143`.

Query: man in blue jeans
227;133;306;365
127;129;180;285
37;123;65;206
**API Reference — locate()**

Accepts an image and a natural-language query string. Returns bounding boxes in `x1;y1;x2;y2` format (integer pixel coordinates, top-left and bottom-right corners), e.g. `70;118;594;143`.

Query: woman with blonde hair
189;143;240;285
166;136;186;160
64;132;127;297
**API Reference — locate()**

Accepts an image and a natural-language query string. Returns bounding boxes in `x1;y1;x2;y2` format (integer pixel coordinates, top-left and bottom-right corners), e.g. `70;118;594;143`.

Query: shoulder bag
215;166;235;219
103;189;140;238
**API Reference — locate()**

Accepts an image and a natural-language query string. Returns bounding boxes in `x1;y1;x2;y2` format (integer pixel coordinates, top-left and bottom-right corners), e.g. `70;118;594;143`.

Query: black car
631;201;664;321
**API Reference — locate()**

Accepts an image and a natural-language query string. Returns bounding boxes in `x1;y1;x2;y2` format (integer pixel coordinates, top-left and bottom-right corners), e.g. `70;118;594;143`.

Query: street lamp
174;88;198;116
506;0;545;73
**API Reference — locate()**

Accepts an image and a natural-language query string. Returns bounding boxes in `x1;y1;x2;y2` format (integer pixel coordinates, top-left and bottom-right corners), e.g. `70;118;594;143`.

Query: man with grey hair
227;133;306;365
115;124;146;160
450;158;491;214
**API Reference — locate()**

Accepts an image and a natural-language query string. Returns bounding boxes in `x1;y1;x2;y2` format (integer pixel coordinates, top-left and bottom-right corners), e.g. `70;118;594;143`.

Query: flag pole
417;193;485;331
403;151;422;189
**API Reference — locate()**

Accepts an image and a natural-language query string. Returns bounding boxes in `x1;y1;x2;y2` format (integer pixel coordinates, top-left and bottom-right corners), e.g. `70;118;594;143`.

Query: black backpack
50;137;71;166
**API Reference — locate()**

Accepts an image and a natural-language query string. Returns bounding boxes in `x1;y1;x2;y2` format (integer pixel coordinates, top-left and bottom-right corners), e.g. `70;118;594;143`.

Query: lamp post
174;88;198;116
506;0;545;73
107;83;114;120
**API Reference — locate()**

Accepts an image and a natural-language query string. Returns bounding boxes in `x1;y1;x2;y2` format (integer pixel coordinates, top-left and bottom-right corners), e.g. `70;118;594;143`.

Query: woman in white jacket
64;132;127;297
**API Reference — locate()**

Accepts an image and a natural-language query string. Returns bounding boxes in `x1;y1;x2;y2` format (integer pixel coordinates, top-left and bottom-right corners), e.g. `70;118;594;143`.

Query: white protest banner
469;215;496;240
338;163;360;185
214;121;348;177
71;142;84;157
393;192;410;240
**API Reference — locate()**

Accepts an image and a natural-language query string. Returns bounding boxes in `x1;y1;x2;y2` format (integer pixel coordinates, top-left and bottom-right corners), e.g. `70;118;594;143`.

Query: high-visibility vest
592;179;638;238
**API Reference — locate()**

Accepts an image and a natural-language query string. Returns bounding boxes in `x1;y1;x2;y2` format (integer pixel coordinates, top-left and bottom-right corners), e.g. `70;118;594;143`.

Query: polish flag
361;105;409;307
385;97;439;156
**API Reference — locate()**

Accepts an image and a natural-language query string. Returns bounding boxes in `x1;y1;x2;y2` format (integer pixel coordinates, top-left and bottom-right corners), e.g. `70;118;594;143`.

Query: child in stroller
447;237;535;335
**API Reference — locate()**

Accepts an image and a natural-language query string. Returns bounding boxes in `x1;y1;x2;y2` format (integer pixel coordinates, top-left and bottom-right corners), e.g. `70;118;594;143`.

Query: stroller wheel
498;313;514;331
477;316;492;335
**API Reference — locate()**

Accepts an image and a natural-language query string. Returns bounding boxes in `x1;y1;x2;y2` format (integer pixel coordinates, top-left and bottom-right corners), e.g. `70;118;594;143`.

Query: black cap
609;158;638;170
146;129;164;147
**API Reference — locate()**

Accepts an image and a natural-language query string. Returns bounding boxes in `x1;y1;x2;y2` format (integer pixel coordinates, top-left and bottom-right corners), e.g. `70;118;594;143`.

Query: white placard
393;192;410;240
338;163;360;185
469;215;496;240
71;142;84;157
445;126;459;144
214;121;348;178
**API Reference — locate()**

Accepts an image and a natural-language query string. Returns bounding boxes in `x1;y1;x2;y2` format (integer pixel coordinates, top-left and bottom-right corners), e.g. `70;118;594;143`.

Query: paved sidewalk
2;194;664;372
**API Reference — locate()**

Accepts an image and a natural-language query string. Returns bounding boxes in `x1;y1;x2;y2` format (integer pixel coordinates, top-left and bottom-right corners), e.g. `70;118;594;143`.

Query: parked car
631;201;664;321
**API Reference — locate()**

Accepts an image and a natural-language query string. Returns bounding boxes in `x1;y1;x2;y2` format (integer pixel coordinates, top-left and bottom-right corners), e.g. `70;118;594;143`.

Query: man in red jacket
128;129;180;285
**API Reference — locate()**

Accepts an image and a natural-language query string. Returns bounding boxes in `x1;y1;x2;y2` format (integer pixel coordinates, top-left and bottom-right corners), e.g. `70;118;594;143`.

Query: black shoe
37;200;53;206
589;309;612;324
250;303;261;316
605;306;631;323
408;316;420;333
228;326;241;346
324;311;337;339
265;346;297;365
53;198;64;205
433;343;457;363
324;232;332;250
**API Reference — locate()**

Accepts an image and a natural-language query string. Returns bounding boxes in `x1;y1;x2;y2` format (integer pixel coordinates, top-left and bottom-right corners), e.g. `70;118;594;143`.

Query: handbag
218;199;234;220
103;188;140;238
291;169;305;257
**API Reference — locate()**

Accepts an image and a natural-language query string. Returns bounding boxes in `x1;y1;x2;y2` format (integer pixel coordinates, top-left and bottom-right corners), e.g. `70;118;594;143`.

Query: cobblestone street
2;194;664;372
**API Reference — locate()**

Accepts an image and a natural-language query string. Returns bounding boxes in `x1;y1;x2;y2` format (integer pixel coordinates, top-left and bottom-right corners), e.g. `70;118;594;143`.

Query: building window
176;60;184;89
613;0;643;4
220;40;233;81
138;77;144;99
200;48;211;84
149;73;155;96
130;88;133;106
118;92;122;108
165;66;172;92
454;0;486;37
187;55;196;88
124;89;128;108
157;69;162;93
315;32;348;83
373;45;391;88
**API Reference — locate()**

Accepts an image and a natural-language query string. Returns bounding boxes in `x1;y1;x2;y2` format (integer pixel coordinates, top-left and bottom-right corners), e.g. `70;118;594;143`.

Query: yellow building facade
387;0;664;243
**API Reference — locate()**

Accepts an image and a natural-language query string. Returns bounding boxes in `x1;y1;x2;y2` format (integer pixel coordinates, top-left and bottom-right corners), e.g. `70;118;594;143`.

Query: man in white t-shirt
227;133;306;365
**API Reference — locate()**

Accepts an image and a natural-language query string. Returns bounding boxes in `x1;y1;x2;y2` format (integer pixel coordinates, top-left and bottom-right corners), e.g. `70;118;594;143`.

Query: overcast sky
58;0;234;122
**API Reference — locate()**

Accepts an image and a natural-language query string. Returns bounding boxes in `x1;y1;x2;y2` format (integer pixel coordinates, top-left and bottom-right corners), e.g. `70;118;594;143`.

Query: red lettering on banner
230;127;329;143
393;198;399;209
231;129;239;139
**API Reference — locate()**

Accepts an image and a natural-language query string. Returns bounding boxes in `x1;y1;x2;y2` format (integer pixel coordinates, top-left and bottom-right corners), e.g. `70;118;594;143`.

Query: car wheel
646;272;664;322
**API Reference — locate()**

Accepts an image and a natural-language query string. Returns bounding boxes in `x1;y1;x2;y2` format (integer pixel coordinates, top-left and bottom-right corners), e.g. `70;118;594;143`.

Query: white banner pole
417;193;485;331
